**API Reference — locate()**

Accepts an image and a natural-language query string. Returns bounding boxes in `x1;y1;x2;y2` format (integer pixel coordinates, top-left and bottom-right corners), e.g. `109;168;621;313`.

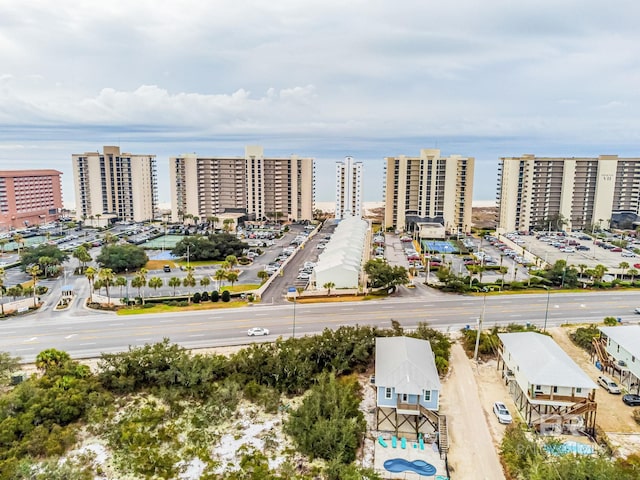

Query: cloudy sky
1;1;639;208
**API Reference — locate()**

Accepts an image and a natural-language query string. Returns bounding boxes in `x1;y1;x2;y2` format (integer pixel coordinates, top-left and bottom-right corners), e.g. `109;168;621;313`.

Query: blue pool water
544;441;594;456
384;458;437;476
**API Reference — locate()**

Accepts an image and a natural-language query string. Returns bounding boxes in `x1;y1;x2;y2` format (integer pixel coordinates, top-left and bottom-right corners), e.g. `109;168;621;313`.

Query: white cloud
1;0;640;204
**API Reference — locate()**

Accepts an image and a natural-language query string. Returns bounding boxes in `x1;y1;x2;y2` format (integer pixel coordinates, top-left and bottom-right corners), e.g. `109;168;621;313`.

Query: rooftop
599;326;640;357
499;332;597;389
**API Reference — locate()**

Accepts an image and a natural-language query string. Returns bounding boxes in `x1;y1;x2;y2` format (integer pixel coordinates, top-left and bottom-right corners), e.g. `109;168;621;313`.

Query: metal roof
498;332;597;389
375;336;441;394
599;326;640;358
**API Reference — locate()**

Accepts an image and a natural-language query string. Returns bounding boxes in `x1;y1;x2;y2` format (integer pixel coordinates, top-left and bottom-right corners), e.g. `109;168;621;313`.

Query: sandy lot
440;343;506;480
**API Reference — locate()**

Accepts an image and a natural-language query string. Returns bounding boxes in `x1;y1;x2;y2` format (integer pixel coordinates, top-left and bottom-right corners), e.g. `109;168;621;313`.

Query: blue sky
1;1;639;207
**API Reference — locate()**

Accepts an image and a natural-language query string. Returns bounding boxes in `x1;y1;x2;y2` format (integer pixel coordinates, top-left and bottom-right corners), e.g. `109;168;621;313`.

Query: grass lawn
117;300;249;315
175;260;223;267
220;284;260;292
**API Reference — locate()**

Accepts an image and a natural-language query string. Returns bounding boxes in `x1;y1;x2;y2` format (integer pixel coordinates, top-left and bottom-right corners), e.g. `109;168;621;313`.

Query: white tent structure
314;216;369;289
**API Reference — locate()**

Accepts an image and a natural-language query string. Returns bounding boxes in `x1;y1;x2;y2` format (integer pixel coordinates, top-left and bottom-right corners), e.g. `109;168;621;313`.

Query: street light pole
543;287;550;331
293;291;296;338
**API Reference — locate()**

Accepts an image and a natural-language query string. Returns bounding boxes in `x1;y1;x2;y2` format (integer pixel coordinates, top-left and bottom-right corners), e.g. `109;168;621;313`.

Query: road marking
136;338;152;342
510;314;523;317
341;308;354;311
255;313;269;316
79;342;97;346
189;334;205;337
15;347;35;352
157;319;172;323
381;306;394;309
65;334;77;339
109;323;125;326
58;326;74;330
26;337;37;342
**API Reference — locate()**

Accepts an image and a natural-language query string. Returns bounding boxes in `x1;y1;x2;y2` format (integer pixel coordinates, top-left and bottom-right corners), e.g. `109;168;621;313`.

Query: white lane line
341;308;354;311
2;331;16;334
510;314;523;317
15;347;35;352
58;327;73;330
189;334;205;337
157;320;172;323
26;337;37;342
255;313;269;316
136;338;152;342
65;334;77;339
109;323;125;326
79;342;96;346
381;306;394;309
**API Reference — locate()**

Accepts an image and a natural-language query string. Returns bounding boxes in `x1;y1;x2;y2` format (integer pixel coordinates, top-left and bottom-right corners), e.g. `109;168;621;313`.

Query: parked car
598;375;621;394
493;402;512;424
576;245;590;251
623;394;640;406
247;327;270;336
611;247;623;252
163;265;171;272
621;251;636;257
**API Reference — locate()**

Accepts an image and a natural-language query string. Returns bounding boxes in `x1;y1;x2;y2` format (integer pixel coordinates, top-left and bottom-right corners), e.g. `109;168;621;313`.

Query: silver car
493;402;513;424
247;327;270;336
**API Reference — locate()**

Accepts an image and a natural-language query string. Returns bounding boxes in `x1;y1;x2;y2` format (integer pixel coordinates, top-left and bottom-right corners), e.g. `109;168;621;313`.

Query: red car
611;247;623;252
634;263;640;269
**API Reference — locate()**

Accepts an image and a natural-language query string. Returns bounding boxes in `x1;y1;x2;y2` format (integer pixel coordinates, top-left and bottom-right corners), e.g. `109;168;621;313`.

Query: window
385;388;392;399
553;386;558;393
424;390;431;402
402;393;408;403
576;388;582;393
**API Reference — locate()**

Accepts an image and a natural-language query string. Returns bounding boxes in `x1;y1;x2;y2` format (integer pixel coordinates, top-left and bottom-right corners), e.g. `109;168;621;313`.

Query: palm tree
73;245;92;273
594;264;608;282
200;276;211;289
115;276;127;298
133;268;148;305
323;281;336;295
12;233;23;256
214;268;227;290
629;269;639;282
168;276;181;296
98;268;115;304
85;266;97;303
0;267;5;315
257;270;270;284
208;216;219;234
619;261;630;279
183;266;196;302
148;276;163;296
0;238;8;257
577;263;588;280
222;218;234;232
26;264;41;307
225;255;238;270
226;271;239;288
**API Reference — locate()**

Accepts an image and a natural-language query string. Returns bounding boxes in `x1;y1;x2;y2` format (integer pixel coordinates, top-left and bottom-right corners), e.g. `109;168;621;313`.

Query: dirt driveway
440;343;506;480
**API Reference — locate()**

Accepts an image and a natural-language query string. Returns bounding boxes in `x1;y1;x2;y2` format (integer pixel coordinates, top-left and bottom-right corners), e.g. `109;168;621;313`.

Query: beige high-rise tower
72;146;158;222
170;146;314;223
496;154;640;233
384;149;474;233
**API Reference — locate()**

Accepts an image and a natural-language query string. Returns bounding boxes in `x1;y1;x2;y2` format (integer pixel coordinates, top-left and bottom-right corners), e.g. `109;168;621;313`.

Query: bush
192;292;201;304
201;291;209;302
603;316;619;326
570;325;600;352
211;291;220;302
221;290;231;302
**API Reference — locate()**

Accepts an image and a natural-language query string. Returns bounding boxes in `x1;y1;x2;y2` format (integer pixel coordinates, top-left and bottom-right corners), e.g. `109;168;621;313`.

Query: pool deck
374;435;447;479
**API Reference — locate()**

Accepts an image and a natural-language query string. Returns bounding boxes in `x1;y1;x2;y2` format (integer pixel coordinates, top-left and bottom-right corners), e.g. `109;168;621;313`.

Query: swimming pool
383;458;437;476
544;441;594;456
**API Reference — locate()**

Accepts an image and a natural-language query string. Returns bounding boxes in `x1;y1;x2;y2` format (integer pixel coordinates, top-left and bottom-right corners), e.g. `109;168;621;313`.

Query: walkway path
440;343;506;480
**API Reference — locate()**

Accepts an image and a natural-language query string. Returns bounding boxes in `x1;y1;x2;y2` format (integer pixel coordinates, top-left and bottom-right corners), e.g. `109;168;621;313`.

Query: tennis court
142;235;185;249
422;240;459;254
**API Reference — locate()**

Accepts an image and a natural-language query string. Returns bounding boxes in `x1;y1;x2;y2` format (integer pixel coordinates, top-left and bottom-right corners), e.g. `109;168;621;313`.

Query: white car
598;375;621;394
247;327;270;336
493;402;513;424
622;251;636;257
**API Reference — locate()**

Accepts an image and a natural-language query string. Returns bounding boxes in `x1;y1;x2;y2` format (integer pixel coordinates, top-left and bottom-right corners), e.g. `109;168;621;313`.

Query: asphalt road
2;290;640;363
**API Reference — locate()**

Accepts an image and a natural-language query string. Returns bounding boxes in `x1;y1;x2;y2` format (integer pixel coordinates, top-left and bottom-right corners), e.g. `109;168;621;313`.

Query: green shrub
221;290;231;302
603;316;618;326
192;292;201;304
211;291;220;302
570;325;599;352
201;291;209;301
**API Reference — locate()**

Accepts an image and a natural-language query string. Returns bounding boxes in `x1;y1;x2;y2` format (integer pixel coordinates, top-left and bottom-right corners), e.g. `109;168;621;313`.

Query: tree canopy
364;259;409;290
20;244;69;276
171;233;248;261
95;244;149;273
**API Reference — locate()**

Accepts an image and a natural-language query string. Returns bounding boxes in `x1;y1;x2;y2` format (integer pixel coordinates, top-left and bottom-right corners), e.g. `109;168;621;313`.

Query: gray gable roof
499;332;597;389
375;336;441;394
600;326;640;358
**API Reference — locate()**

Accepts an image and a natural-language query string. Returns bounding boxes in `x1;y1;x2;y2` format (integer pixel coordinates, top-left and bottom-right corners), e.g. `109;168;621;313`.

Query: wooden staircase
592;338;613;369
438;415;449;457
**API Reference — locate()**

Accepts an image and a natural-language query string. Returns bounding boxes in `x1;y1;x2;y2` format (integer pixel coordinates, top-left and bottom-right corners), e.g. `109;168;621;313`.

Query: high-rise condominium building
335;156;363;219
72;146;158;223
0;169;63;231
384;149;474;233
496;154;640;233
170;146;314;222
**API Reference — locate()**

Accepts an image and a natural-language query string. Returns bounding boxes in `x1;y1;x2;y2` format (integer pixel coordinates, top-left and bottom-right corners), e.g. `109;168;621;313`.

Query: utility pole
473;292;487;363
543;287;551;332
